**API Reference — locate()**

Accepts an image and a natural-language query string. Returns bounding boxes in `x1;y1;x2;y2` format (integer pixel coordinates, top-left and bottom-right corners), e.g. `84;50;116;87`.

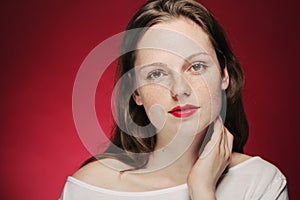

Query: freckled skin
72;17;251;195
133;17;229;147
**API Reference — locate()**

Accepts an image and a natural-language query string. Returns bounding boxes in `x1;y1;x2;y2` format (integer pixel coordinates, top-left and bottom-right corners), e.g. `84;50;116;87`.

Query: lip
168;104;200;118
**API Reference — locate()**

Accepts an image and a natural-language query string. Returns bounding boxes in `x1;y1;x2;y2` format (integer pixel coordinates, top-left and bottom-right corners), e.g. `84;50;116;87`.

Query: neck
137;129;206;183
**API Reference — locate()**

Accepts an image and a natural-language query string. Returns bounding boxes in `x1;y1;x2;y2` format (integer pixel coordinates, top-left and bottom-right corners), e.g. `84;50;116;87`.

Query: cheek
140;86;167;108
206;81;223;121
191;76;223;121
209;86;223;120
139;86;168;129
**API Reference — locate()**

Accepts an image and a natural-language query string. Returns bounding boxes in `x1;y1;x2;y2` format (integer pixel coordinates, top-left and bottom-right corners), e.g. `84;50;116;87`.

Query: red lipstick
168;104;200;118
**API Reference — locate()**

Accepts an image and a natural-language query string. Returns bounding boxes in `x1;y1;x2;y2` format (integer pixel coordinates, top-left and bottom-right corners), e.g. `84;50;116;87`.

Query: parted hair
82;0;248;169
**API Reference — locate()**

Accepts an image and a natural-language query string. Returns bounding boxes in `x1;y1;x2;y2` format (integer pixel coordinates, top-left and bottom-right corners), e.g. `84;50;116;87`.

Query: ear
221;67;229;90
128;72;143;105
133;90;143;106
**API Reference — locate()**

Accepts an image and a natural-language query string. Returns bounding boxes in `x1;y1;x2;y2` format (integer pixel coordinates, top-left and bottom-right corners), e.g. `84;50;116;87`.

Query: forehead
135;17;216;66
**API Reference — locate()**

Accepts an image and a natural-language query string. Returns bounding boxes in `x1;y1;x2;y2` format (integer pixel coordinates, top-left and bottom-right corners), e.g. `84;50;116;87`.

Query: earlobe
221;67;230;90
133;90;143;106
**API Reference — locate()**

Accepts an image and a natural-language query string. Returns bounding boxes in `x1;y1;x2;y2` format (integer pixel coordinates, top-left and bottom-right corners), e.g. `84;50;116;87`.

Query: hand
187;117;234;200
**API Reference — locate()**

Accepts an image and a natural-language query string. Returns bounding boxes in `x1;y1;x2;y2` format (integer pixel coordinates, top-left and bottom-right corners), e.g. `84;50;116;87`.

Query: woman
61;0;288;199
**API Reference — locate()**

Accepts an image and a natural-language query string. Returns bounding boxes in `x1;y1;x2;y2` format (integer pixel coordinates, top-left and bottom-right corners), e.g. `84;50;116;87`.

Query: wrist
188;186;216;200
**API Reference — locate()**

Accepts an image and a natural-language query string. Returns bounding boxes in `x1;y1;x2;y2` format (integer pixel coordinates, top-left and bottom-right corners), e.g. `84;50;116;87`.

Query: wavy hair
82;0;248;169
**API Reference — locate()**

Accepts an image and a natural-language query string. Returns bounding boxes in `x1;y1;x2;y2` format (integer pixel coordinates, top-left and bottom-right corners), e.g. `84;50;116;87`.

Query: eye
146;70;166;80
189;62;208;73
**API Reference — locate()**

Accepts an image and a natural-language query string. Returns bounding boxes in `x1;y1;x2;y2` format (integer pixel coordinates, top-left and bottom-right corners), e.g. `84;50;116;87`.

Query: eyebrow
136;52;211;70
137;62;167;71
186;52;210;60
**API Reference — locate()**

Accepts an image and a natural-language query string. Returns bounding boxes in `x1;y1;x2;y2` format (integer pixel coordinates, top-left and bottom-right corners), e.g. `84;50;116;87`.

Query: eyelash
146;62;207;80
146;69;167;80
188;62;208;73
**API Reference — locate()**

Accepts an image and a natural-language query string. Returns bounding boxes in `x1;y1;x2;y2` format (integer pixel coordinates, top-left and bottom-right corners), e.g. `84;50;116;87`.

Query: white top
60;157;288;200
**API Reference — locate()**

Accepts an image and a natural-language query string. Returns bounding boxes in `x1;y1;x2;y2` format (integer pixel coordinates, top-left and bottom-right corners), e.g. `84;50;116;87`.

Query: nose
170;75;191;100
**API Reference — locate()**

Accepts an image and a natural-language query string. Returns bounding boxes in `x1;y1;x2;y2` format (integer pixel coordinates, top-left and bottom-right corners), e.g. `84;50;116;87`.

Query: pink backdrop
0;0;298;199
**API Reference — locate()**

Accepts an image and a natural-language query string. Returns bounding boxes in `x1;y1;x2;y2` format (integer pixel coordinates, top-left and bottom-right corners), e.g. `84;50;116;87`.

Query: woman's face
133;17;229;145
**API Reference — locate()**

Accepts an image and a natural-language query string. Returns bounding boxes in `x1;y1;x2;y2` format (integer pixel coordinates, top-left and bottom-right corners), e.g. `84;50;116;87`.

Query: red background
0;0;299;199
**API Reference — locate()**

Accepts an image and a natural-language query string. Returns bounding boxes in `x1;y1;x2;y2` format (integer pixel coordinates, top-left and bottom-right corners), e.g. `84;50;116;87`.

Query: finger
215;116;225;150
225;128;234;152
213;118;224;157
225;128;234;163
219;119;227;158
211;117;222;142
222;124;227;154
199;117;223;159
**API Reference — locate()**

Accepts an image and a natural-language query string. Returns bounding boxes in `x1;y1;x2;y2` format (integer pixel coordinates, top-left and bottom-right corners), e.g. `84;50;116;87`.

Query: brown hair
82;0;248;169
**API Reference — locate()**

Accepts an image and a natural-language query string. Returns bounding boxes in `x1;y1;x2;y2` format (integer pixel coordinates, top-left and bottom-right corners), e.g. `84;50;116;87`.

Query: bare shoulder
72;157;137;190
72;159;126;188
229;152;253;168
